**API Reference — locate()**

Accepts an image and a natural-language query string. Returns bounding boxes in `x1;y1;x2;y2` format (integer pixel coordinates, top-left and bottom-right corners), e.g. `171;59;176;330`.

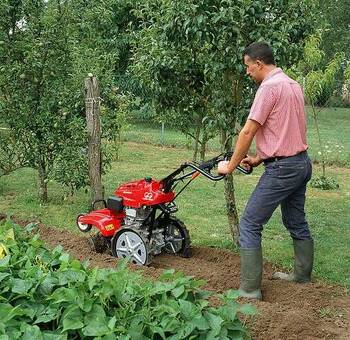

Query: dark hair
243;42;275;65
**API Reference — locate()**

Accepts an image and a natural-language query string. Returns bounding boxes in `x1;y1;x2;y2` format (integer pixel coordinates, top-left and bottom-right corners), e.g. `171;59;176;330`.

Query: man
218;42;313;300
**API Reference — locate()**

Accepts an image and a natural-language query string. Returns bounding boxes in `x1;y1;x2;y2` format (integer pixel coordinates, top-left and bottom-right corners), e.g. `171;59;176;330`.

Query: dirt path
22;222;350;339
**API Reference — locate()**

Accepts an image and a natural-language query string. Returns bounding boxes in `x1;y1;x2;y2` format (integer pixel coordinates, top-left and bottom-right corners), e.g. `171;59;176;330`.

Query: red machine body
78;209;126;237
77;178;175;237
115;178;175;208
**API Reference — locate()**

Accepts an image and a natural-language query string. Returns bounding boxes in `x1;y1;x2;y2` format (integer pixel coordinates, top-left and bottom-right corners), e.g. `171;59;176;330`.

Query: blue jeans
239;151;312;248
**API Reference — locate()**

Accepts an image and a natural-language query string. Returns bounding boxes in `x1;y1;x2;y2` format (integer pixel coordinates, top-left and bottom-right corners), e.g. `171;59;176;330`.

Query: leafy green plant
310;175;339;190
0;220;255;339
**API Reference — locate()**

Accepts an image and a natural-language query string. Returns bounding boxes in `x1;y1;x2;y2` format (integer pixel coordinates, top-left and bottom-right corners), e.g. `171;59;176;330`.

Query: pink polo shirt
248;68;308;159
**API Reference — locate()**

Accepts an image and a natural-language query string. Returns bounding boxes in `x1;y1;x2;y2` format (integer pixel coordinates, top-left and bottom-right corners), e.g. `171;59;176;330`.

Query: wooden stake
85;75;103;207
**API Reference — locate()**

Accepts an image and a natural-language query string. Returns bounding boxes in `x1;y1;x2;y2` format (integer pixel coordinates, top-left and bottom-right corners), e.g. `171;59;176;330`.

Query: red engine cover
115;178;174;208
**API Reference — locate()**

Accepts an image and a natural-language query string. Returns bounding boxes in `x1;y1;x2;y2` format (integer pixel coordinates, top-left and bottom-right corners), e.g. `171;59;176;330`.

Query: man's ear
256;60;263;69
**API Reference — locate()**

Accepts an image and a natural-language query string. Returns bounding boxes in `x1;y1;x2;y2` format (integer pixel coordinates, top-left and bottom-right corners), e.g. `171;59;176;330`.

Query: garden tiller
77;152;252;265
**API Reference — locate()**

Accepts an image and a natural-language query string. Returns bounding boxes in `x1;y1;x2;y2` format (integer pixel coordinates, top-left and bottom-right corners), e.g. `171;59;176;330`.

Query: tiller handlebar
161;152;252;193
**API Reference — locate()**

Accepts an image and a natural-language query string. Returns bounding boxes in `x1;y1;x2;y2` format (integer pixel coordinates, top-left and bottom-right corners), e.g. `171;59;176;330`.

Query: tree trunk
85;76;103;207
311;103;326;177
220;129;240;245
38;159;48;202
192;124;201;162
224;173;239;244
199;128;208;161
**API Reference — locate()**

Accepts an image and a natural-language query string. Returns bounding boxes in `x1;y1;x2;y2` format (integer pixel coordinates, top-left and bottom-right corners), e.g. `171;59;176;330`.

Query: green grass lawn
125;107;350;167
1;140;349;290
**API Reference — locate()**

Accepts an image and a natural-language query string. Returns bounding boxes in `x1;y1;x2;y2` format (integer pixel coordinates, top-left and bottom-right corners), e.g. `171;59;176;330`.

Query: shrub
310;175;339;190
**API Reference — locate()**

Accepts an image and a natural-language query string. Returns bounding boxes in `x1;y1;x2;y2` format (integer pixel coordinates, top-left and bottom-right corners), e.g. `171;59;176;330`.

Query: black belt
263;151;306;164
263;156;288;164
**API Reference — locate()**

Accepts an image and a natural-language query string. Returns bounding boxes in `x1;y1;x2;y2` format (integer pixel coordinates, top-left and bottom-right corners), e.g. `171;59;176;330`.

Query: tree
131;0;315;242
317;0;350;61
0;0;88;201
130;0;216;161
0;0;134;201
70;0;137;162
288;34;344;189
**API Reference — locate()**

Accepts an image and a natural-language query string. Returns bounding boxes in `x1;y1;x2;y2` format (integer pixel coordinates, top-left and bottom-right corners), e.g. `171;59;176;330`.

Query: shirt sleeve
248;85;276;126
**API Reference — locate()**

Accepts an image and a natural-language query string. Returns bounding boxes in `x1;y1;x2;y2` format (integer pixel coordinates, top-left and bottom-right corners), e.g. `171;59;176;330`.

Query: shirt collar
261;67;282;84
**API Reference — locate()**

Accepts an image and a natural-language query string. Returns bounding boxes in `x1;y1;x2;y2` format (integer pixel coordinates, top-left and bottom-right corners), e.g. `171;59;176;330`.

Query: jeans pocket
264;163;279;177
277;163;306;180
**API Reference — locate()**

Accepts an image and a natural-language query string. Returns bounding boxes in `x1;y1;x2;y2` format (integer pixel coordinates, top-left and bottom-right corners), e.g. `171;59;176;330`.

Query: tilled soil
16;220;350;339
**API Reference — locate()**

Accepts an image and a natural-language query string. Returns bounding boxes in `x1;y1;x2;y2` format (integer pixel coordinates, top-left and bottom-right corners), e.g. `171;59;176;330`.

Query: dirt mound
17;222;350;339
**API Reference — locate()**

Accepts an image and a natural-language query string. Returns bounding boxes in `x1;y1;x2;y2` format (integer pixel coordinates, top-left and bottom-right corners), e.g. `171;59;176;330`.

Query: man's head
243;42;276;84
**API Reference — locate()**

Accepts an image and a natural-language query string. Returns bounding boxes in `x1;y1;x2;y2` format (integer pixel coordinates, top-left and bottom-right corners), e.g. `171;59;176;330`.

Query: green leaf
0;255;10;268
41;332;67;340
226;322;248;333
172;285;185;298
39;275;58;295
20;323;43;340
62;306;84;331
192;315;209;331
52;245;63;255
108;316;116;330
0;304;26;323
177;322;196;337
204;311;224;336
49;287;79;304
82;304;109;336
59;253;70;263
178;299;198;319
128;316;144;338
0;273;10;282
57;269;86;285
24;222;39;233
22;300;49;318
159;269;177;280
11;278;33;294
1;327;21;340
239;304;257;315
34;306;60;324
224;289;240;300
151;326;166;338
159;313;180;331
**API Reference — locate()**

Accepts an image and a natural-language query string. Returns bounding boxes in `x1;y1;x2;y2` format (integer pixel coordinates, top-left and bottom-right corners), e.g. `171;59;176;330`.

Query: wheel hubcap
78;221;89;231
115;231;147;265
164;224;184;253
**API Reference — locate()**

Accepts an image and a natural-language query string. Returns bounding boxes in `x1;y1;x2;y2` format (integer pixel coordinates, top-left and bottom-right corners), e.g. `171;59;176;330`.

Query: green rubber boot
273;239;314;283
238;248;263;300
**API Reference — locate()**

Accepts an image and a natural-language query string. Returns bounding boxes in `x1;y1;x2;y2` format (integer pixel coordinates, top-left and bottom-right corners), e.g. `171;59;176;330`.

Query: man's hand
218;155;261;175
241;155;262;170
218;160;230;175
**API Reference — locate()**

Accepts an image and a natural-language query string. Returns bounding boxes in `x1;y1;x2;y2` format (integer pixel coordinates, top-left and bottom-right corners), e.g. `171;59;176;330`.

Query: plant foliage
0;220;255;339
310;175;339;190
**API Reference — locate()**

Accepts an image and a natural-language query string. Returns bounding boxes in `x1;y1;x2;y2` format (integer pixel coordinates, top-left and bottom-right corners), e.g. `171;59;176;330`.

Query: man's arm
218;119;261;174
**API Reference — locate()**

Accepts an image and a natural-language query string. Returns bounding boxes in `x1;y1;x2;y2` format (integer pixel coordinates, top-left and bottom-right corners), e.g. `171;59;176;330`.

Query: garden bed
32;222;350;339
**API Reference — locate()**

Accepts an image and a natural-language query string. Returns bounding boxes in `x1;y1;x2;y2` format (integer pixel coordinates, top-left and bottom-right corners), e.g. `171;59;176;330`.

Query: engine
124;206;151;227
123;206;165;255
